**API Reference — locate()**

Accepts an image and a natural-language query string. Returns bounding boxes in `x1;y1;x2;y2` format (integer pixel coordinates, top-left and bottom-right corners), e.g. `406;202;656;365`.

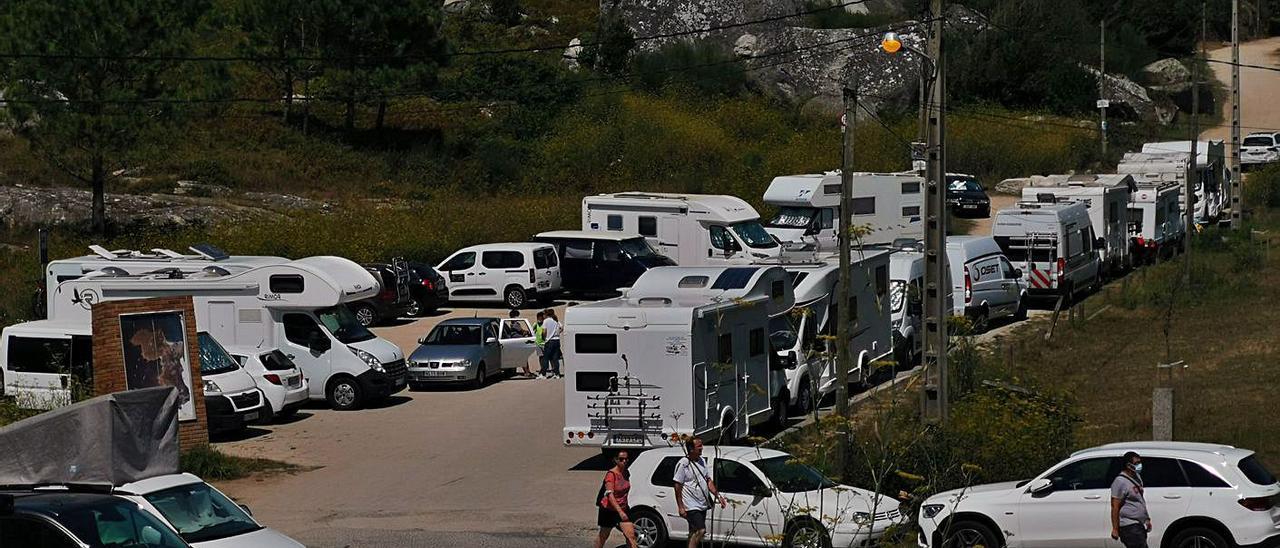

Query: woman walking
594;451;638;548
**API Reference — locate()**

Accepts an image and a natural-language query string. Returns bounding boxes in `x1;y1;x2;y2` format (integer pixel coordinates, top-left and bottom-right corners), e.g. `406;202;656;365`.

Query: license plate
244;412;259;422
416;371;447;379
962;204;978;209
610;433;646;446
537;281;550;289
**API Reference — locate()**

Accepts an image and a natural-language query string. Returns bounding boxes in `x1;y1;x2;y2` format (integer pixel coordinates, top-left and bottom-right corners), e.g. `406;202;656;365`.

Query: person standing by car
1111;451;1152;548
673;437;725;548
594;450;639;548
542;309;563;378
528;310;546;378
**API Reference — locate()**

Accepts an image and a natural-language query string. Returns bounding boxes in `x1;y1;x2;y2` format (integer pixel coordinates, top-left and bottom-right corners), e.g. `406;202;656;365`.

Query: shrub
180;445;296;481
1245;164;1280;208
631;41;749;97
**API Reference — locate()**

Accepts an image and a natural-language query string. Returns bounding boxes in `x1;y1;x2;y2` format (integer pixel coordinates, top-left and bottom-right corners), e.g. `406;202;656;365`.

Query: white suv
627;446;907;548
1242;132;1280;168
436;243;562;308
917;442;1280;548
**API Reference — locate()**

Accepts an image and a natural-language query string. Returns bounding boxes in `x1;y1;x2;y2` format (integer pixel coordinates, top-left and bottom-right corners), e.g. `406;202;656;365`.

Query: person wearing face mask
1111;451;1152;547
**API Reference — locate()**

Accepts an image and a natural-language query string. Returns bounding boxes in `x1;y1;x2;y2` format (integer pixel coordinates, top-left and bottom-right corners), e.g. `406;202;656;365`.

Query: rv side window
1127;208;1144;232
282;313;323;346
1080;228;1093;254
607;215;624;231
638;216;658;237
901;181;921;194
902;205;921;217
563;241;593;260
269;274;305;294
749;328;765;357
852;197;876;215
576;371;618;392
6;336;70;374
717;333;733;364
576;334;618;354
1067;229;1083;257
533;248;558;268
482;251;525;269
874;265;888;298
819;208;834;229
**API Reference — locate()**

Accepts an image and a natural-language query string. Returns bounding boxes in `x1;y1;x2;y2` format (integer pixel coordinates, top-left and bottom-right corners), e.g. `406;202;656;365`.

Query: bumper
204;394;266;434
562;428;677;449
407;366;476;384
356;368;406;399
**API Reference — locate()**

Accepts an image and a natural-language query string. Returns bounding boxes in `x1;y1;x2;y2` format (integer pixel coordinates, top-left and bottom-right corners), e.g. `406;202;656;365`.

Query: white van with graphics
582;192;781;265
946;236;1027;328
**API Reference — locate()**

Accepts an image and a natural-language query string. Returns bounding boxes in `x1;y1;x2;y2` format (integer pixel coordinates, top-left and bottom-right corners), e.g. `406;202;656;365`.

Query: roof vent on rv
92;266;129;277
678;276;709;289
146;268;185;279
200;266;232;277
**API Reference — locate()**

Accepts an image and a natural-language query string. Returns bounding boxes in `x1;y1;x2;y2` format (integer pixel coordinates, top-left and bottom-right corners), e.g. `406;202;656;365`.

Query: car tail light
421;278;434;290
1136;237;1145;247
264;374;282;385
1239;497;1274;511
963;266;972;304
529;269;536;283
1056;257;1065;280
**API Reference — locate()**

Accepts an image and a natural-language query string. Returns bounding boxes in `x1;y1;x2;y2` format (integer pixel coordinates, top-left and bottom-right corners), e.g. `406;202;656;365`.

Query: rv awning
0;387;179;487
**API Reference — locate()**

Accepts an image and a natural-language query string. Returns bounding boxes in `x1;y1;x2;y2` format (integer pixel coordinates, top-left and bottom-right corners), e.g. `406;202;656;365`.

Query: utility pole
834;86;856;477
1185;4;1204;284
1230;0;1243;229
1099;19;1108;157
921;0;948;424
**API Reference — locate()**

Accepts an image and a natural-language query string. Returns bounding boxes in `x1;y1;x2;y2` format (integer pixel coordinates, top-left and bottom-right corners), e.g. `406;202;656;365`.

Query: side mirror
1027;478;1053;494
486;337;498;345
1013;268;1023;279
417;337;428;345
307;332;331;353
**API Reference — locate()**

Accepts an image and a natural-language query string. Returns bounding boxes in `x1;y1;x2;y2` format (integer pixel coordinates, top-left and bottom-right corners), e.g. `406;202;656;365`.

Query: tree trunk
91;153;106;236
375;100;387;131
345;98;356;133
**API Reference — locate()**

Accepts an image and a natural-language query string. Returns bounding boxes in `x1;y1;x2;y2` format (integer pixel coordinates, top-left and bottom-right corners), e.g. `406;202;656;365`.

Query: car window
487;323;499;341
563;241;593;260
440;252;475;271
1238;455;1278;486
425;324;482;345
597;242;624;262
282;313;322;346
709;226;731;250
1243;136;1273;147
142;481;261;543
1140;457;1189;488
197;332;240;376
482;251;525;269
1180;460;1230;488
501;320;531;339
259;350;297;372
533;248;558;268
1047;457;1117;491
48;497;189;548
5;336;71;374
1000;258;1017;279
0;516;78;548
651;457;680;488
639;216;658;237
714;458;768;496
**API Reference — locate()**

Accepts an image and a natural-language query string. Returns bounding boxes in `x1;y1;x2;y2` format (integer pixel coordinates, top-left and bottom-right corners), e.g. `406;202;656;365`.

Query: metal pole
836;88;855;421
1100;19;1108;157
921;0;948;425
1231;0;1243;229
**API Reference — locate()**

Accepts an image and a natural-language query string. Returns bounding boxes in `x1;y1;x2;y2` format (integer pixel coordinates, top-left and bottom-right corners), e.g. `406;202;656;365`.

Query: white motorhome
1021;174;1137;277
1128;181;1186;264
992;201;1101;300
43;256;406;410
762;172;924;252
889;251;924;366
562;266;794;449
581;192;782;266
1118;140;1225;225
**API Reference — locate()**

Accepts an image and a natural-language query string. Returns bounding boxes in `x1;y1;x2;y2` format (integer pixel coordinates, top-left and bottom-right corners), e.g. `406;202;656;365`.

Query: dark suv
405;262;449;316
0;489;191;547
946;174;992;218
351;261;416;327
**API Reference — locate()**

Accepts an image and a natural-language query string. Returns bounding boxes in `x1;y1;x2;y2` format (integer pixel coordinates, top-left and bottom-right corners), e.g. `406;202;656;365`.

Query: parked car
946;236;1027;328
227;345;309;421
1242;132;1280;169
436;243;562;308
350;262;415;327
405;262;449;315
531;230;676;296
118;473;305;548
625;446;908;548
946;174;992;218
406;317;535;389
0;489;192;547
917;441;1280;548
197;332;267;436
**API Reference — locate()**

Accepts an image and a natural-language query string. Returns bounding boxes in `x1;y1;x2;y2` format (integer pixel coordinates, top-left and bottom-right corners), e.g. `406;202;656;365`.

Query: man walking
673;437;725;548
542;309;563;378
1111;451;1152;548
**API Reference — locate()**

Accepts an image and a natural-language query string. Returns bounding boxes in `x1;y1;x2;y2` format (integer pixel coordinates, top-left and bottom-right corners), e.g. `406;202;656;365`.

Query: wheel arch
932;511;1005;548
1158;516;1235;548
325;372;358;393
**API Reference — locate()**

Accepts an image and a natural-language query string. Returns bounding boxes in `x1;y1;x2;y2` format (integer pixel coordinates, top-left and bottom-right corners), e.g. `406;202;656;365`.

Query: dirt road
1202;37;1280;141
967;193;1019;236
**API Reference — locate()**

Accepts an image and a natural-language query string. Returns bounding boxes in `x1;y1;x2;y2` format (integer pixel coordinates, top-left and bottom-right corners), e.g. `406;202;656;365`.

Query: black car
405;262;449;316
351;261;417;327
946;174;992;217
1;489;192;547
532;231;676;296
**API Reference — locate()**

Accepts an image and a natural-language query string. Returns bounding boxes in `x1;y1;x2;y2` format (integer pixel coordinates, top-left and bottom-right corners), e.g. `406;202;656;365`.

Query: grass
180;445;300;482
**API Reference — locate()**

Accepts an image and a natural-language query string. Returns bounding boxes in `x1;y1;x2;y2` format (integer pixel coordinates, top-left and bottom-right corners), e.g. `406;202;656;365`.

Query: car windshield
731;221;779;249
890;280;906;313
948;178;983;192
425;324;482;345
197;332;240;376
142;482;260;544
753;455;838;493
768;315;798;351
767;207;817;229
619;237;660;258
1243;136;1273;147
316;305;376;344
1238;455;1278;485
58;497;189;548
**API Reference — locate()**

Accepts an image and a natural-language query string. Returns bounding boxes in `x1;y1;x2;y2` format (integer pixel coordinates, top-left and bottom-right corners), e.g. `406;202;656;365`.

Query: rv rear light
1056;257;1065;279
587;432;595;439
1239;497;1274;511
578;432;585;439
263;374;282;385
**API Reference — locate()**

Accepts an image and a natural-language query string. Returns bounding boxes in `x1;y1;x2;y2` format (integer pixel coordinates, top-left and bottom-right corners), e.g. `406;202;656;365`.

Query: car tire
327;377;363;411
504;286;527;309
942;520;999;548
718;413;739;445
352;303;377;327
783;518;832;548
470;363;487;389
1013;297;1028;321
1168;526;1230;548
631;509;668;548
793;376;814;416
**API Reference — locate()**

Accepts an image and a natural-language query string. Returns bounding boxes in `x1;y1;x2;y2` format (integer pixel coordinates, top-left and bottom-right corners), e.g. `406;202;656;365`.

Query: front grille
873;507;903;522
229;391;260;410
383;359;407;379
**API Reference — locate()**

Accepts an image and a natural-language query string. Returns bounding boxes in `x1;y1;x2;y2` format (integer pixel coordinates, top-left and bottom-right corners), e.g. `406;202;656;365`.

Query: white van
889;251;924;366
1021;174;1136;277
946;236;1027;327
581;192;781;265
762;171;924;251
226;344;310;421
436;243;561;308
992;201;1101;301
1128;181;1186;264
196;332;269;435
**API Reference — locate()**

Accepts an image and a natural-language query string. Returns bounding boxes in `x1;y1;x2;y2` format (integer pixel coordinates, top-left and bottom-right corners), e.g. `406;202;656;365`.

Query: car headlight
203;380;222;395
350;347;385;373
850;511;871;525
455;359;472;368
922;504;945;519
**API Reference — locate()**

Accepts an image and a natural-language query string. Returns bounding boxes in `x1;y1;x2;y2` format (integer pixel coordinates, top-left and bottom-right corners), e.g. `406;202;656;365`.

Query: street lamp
881;32;935;80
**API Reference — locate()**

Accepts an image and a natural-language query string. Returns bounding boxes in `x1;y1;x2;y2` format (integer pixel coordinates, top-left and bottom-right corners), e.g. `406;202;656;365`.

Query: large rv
1118;140;1226;225
30;256;407;410
762;172;924;252
992;201;1101;300
1021;174;1137;277
1128;181;1186;264
562;266;794;449
581;192;782;266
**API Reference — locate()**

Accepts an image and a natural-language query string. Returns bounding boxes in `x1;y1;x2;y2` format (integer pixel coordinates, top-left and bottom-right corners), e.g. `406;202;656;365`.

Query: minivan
946;236;1027;328
436;243;562;308
531;230;676;296
993;200;1102;300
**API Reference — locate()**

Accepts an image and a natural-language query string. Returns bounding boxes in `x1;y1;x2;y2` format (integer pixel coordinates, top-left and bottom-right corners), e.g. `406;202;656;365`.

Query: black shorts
685;509;707;532
598;507;629;529
1119;524;1148;548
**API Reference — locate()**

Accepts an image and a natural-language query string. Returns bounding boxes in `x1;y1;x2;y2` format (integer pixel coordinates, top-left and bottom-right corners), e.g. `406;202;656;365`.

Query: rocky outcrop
1142;58;1192;94
0;184;326;230
1081;65;1177;125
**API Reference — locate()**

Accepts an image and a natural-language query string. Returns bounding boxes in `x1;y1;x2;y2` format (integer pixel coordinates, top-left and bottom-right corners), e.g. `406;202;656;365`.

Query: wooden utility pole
1230;0;1243;229
921;0;949;424
1185;4;1204;284
834;86;857;477
1100;19;1108;157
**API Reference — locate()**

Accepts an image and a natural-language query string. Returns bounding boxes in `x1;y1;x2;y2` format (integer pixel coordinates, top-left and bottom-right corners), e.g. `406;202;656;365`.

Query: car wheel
783;519;832;548
942;520;999;548
793;376;814;416
327;377;362;411
1013;297;1028;321
406;300;421;317
352;303;377;327
718;413;738;445
470;363;487;389
769;391;789;428
504;286;527;309
631;509;668;548
1169;526;1229;548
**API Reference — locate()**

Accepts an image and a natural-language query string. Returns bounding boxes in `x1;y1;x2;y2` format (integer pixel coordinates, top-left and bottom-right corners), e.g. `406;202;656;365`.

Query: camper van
1118;140;1226;225
581;192;782;266
889;251;924;366
1021;174;1136;277
43;256;407;410
762;172;924;252
562;266;794;449
1128;181;1186;264
992;201;1101;300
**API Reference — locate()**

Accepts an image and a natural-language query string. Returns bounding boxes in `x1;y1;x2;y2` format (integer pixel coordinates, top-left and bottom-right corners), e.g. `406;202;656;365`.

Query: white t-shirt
542;317;561;340
672;456;712;511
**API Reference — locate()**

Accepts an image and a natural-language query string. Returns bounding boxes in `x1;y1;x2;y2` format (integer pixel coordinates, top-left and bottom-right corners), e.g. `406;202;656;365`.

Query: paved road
1202;37;1280;142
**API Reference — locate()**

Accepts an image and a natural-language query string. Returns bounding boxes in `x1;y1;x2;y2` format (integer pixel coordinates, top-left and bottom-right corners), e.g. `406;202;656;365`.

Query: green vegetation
180;445;299;482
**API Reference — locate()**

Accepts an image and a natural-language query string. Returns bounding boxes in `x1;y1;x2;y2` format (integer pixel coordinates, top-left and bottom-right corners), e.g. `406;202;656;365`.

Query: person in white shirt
541;309;563;378
672;437;725;547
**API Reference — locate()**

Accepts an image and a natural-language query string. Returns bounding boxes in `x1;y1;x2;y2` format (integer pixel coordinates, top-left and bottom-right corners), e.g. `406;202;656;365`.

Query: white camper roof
573;266;794;319
1141;140;1224;165
1025;173;1136;191
534;230;643;241
889;251;924;282
1;319;92;337
585;192;761;224
763;174;838;208
993;201;1091;235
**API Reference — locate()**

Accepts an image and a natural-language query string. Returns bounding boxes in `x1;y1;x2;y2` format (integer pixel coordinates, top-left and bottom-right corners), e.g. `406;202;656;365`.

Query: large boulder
1141;58;1192;93
1080;64;1177;125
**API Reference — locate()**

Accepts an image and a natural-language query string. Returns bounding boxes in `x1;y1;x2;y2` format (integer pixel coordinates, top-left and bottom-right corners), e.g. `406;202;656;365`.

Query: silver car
407;317;536;389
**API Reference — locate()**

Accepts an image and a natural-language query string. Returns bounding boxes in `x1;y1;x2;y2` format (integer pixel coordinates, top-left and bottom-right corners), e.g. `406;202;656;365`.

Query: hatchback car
227;345;309;422
627;446;907;548
118;473;304;548
406;317;535;389
917;441;1280;548
405;262;449;316
1242;132;1280;169
1;489;191;547
946;174;992;218
436;243;562;308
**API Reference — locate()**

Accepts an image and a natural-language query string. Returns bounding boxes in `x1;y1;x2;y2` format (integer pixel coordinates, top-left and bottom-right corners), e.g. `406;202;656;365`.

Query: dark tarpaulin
0;387;179;487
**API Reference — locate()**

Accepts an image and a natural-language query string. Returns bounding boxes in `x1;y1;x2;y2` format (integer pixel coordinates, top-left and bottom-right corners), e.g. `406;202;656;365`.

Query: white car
627;446;907;548
227;345;310;421
917;441;1280;548
436;243;562;308
117;473;304;548
1242;132;1280;168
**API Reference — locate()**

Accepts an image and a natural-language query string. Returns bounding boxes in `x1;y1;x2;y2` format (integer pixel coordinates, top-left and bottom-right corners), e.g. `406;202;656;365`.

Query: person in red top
594;450;638;548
